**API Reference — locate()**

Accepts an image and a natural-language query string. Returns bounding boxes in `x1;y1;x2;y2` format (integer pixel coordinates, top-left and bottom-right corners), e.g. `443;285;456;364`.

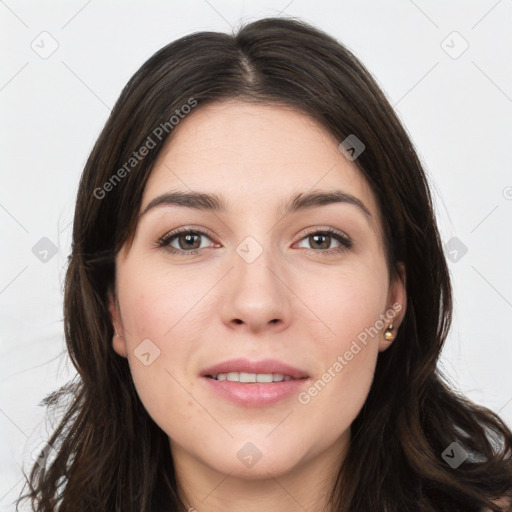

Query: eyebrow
140;189;372;222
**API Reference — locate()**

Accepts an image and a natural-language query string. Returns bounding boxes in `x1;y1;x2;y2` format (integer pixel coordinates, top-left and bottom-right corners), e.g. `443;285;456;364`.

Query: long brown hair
16;17;512;512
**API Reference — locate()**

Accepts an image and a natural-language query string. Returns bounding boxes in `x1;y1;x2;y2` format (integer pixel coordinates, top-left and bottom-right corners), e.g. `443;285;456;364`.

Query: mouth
206;372;297;382
200;358;310;407
201;357;309;381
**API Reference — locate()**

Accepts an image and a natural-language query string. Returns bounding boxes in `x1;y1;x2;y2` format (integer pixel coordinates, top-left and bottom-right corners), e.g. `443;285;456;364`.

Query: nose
220;242;292;334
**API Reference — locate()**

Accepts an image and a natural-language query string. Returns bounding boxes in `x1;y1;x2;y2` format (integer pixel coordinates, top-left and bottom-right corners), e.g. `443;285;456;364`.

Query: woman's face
110;100;406;481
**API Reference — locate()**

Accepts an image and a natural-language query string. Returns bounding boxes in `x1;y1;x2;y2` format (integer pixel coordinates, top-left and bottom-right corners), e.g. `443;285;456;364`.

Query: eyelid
298;226;350;241
159;225;216;240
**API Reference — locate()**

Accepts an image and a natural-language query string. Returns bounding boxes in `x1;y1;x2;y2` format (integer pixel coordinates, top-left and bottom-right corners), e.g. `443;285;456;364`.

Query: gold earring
384;323;394;341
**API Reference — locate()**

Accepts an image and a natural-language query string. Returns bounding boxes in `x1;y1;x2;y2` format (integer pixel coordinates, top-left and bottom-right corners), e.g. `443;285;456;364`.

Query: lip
200;358;310;408
201;358;309;380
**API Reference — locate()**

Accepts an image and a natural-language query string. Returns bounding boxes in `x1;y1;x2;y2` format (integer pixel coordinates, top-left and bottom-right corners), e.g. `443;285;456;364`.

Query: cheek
115;262;208;423
117;259;210;343
295;313;381;455
294;262;388;424
306;260;389;348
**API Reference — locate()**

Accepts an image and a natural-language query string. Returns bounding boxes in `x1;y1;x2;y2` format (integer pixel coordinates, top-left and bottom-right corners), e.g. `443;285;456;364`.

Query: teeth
240;372;256;383
211;372;295;382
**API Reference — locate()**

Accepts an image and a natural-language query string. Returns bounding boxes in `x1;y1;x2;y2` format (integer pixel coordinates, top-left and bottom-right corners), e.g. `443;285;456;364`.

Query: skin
109;100;407;512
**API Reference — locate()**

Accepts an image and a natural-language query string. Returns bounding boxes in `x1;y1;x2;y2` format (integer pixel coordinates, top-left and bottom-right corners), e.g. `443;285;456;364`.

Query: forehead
141;100;380;224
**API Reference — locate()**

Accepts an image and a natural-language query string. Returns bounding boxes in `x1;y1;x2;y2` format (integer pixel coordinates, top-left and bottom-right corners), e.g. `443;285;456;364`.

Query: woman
17;17;512;512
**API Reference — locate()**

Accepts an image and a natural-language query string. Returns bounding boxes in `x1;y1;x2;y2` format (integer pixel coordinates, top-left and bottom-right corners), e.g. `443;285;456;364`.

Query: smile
207;372;295;382
201;358;310;407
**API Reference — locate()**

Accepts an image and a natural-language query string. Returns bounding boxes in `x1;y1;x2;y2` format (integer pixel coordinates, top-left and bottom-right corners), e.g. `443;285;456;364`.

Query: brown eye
157;229;215;255
309;233;331;250
296;229;353;254
176;233;202;250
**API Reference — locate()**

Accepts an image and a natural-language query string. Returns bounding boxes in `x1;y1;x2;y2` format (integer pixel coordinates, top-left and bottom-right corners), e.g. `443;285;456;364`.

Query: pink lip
200;358;310;408
200;358;309;380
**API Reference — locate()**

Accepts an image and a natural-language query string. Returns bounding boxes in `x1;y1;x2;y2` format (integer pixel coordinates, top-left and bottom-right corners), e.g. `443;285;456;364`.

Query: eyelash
156;227;353;256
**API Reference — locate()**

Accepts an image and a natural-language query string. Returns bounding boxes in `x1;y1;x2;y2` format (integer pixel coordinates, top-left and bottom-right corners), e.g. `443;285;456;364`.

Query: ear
379;262;407;352
108;289;128;358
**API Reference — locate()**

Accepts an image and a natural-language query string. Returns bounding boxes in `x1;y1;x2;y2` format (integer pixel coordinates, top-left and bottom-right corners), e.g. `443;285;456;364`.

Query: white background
1;1;511;508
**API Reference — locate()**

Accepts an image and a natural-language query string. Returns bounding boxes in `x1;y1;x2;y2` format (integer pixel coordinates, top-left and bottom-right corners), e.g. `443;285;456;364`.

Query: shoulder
481;496;512;511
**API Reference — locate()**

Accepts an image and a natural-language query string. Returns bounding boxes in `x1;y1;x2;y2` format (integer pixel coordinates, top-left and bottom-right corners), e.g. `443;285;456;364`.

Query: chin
214;455;302;480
